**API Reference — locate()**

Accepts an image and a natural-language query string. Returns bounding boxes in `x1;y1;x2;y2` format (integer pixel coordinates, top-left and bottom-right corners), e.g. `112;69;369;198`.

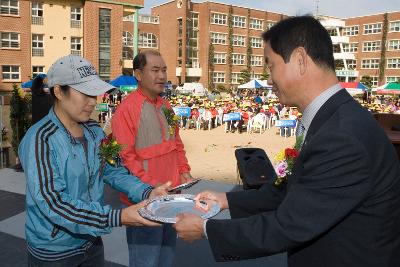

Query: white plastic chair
250;113;267;134
195;116;202;130
203;111;212;131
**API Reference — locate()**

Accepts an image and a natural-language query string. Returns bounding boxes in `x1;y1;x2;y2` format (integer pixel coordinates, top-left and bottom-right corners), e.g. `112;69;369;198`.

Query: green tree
239;69;251;84
246;9;252;74
216;84;226;92
360;75;373;88
379;13;388;83
260;71;269;81
208;43;215;91
226;6;233;90
10;84;32;156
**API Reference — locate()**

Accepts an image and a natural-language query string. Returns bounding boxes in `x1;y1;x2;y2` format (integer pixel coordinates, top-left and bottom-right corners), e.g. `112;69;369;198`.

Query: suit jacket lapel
288;90;353;186
302;89;353;148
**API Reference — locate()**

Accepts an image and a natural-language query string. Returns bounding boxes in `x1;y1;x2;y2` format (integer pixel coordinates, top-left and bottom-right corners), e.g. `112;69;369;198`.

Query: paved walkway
0;168;286;267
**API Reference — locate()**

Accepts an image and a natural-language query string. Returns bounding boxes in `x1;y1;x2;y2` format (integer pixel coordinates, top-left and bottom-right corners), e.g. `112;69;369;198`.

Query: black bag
235;148;277;190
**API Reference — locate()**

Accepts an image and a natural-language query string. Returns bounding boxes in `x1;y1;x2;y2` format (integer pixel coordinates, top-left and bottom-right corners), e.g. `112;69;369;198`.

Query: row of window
0;31;158;52
213;71;400;86
1;1;81;24
1;63;399;84
213;53;263;66
210;13;275;30
343;21;400;36
360;58;400;69
212;72;262;84
0;32;81;55
342;40;400;52
1;65;45;81
123;32;158;48
210;32;263;47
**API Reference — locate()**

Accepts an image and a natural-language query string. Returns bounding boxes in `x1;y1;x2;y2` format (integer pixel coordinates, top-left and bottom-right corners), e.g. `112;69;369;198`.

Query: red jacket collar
137;88;163;107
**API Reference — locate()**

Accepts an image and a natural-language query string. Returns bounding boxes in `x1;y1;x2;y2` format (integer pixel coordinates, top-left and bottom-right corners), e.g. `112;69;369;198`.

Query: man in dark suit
173;16;400;267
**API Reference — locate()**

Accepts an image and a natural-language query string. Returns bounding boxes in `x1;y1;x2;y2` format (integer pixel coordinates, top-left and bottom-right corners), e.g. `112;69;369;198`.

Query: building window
250;18;263;30
31;1;43;25
32;66;44;78
343;26;359;36
343;43;358;53
139;33;157;48
361;59;379;69
251;37;262;48
251;55;263;66
363;23;382;34
138;14;159;24
232;54;245;65
99;8;111;80
266;21;275;30
213;53;226;64
388;40;400;51
387;58;400;69
211;13;227;25
213;72;225;83
387;76;400;83
362;41;381;52
251;73;261;80
122;47;133;60
0;32;19;48
32;34;44;56
0;0;19;15
232;35;245;46
71;37;81;56
389;21;400;32
347;60;357;70
232;16;246;28
231;72;240;84
210;32;227;45
2;65;20;81
178;18;183;37
71;6;82;28
371;76;379;87
123;31;133;47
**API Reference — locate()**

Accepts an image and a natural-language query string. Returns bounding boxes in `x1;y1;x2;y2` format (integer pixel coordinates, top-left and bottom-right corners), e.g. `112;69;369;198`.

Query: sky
142;0;400;18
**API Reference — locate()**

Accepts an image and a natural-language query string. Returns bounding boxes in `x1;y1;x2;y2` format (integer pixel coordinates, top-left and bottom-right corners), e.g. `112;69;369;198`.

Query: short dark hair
262;16;335;72
133;50;162;71
49;85;70;100
31;75;46;96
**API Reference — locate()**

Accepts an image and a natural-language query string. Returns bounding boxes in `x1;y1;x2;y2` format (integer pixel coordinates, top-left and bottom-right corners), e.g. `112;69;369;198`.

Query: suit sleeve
20;134;120;237
111;105;153;181
206;131;371;261
226;180;286;219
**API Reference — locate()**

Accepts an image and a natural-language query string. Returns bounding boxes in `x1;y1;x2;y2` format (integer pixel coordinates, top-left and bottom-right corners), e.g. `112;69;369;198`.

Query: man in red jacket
112;50;193;267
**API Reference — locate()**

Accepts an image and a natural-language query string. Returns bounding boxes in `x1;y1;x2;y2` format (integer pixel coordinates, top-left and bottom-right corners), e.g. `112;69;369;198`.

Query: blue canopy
110;75;138;87
21;73;47;88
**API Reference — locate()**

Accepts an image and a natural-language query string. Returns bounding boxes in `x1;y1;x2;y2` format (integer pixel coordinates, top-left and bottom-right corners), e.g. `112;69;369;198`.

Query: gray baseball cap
47;55;115;96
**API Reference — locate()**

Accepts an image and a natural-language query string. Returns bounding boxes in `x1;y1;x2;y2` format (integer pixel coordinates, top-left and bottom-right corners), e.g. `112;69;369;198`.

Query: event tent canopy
109;75;138;92
238;79;271;89
339;82;369;95
21;73;47;88
376;83;400;95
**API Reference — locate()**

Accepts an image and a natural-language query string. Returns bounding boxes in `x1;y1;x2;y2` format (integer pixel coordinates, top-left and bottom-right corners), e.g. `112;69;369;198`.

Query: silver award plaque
138;194;220;223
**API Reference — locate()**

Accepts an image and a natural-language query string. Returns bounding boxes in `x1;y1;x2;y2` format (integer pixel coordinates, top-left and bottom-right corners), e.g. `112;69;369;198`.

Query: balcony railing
32;48;44;57
123;14;160;24
71;50;81;56
71;20;81;28
32;16;43;25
